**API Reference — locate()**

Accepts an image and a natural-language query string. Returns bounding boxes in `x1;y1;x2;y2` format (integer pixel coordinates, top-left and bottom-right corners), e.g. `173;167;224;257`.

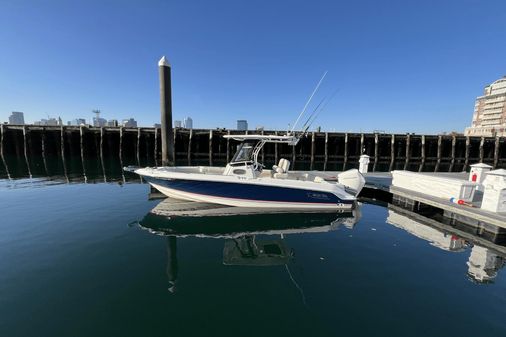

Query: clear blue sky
0;0;505;133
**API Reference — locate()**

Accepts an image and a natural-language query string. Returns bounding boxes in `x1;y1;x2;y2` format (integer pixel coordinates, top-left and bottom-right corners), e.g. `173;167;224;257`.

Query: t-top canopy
223;134;299;145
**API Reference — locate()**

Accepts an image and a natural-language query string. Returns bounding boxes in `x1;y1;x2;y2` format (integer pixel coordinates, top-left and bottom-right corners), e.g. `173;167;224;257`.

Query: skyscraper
465;76;506;137
8;111;24;125
174;120;182;128
183;117;193;129
237;120;248;131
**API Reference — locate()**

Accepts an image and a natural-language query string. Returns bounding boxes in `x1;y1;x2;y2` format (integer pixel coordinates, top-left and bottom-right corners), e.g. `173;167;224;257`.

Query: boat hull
145;177;355;210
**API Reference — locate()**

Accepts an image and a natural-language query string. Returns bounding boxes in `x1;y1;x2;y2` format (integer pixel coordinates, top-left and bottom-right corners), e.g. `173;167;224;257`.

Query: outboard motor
337;169;366;196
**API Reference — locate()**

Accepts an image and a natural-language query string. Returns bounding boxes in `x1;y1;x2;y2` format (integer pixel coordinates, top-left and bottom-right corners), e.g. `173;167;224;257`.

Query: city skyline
1;1;506;133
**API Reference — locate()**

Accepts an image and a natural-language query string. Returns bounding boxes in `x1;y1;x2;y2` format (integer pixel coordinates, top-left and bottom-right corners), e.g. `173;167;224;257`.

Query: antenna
290;71;327;133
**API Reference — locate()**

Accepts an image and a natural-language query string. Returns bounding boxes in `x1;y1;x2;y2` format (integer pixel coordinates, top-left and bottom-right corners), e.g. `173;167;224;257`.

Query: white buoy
359;154;370;174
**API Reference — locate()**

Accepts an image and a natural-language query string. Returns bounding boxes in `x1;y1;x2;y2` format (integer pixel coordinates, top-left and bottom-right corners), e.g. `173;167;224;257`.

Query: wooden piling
449;135;456;172
80;126;87;182
153;127;157;166
479;136;485;163
100;127;106;181
159;56;174;166
226;130;230;164
23;126;32;177
136;128;140;166
403;134;410;170
324;132;328;171
119;127;123;162
274;131;279;164
188;128;193;165
435;135;442;172
464;136;470;171
41;130;48;176
343;133;349;170
418;135;426;172
173;127;177;165
0;124;10;179
389;134;395;171
373;133;379;172
261;130;265;164
60;126;68;182
310;131;315;170
209;129;213;166
292;140;296;167
494;136;500;168
360;133;364;154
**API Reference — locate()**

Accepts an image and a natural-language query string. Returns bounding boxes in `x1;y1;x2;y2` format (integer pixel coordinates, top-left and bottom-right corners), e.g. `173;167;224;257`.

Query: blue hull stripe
144;177;353;205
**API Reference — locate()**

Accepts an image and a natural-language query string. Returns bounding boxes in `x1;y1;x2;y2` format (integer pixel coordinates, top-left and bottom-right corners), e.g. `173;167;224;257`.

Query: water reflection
139;198;362;292
386;207;506;283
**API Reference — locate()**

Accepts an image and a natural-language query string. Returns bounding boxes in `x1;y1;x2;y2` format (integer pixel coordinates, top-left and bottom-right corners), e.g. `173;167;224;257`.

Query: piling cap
470;163;493;168
158;56;170;67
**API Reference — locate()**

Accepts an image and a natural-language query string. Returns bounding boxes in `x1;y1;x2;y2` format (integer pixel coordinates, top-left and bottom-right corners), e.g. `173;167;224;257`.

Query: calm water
1;178;506;337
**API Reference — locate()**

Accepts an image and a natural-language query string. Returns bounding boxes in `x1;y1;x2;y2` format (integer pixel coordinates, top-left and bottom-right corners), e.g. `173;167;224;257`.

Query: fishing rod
301;89;339;136
302;89;340;135
290;71;328;134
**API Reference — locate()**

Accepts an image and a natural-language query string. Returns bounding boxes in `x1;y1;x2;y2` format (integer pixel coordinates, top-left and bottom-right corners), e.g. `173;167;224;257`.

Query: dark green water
1;179;506;337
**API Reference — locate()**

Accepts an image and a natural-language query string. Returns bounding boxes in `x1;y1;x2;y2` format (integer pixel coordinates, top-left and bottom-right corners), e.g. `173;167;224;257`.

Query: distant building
122;118;137;127
153;123;161;128
34;118;58;126
8;111;24;125
183;117;193;129
255;125;264;131
69;118;86;126
107;119;118;127
92;109;106;127
465;76;506;137
174;120;182;128
237;120;248;131
93;117;107;127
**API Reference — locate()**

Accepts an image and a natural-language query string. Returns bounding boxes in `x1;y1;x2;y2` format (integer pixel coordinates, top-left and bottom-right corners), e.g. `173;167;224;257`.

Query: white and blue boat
131;134;365;210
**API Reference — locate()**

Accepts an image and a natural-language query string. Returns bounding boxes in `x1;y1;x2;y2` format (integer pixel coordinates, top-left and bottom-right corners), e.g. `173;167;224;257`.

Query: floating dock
358;172;506;242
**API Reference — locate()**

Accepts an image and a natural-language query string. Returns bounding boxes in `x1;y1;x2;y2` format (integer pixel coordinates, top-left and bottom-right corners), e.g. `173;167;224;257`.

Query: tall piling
159;56;174;166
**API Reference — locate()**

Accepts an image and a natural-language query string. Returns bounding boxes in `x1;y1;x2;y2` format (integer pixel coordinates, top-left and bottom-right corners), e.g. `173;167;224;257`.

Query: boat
130;133;365;210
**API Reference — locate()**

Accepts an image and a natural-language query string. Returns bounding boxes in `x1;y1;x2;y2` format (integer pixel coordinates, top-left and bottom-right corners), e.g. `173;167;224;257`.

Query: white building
68;118;87;126
174;120;182;128
122;118;137;127
107;119;118;127
465;76;506;137
237;120;248;131
183;117;193;129
34;118;58;126
8;111;24;125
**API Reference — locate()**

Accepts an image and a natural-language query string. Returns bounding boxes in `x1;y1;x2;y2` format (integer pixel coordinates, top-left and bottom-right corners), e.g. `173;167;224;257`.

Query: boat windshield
231;142;256;163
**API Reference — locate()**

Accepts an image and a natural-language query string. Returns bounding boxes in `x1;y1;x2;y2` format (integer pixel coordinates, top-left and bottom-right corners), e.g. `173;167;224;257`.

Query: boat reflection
386;206;506;283
140;198;361;238
139;198;362;292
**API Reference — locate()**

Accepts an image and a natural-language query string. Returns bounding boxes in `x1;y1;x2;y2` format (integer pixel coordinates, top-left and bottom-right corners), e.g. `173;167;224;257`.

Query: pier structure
0;125;505;178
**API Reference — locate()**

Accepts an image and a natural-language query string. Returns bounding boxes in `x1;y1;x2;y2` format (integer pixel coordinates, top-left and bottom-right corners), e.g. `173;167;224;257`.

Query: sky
0;0;505;133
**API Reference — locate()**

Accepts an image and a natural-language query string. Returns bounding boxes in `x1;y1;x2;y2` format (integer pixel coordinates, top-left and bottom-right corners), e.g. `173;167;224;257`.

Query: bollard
359;154;370;173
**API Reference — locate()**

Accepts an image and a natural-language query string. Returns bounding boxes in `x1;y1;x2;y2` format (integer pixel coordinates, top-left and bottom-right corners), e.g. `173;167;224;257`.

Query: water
1;179;506;337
